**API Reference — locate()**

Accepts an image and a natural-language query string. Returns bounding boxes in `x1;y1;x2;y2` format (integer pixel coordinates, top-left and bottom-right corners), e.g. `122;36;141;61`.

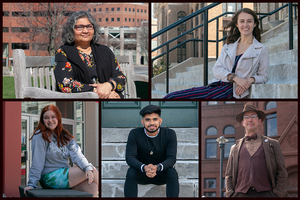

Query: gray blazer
212;37;269;98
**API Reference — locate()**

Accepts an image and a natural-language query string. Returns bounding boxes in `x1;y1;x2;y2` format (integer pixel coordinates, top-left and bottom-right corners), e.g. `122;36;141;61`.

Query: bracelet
108;80;115;91
228;73;236;82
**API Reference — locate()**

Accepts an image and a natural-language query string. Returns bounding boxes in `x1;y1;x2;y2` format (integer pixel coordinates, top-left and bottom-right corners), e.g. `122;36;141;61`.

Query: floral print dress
53;47;126;94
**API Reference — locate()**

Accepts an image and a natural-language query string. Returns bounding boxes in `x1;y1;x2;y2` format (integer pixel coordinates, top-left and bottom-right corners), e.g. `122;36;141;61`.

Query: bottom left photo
3;101;99;197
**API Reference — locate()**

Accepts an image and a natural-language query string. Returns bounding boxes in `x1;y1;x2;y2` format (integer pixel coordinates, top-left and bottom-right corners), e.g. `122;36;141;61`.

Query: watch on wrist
156;164;162;172
108;80;115;91
229;73;236;82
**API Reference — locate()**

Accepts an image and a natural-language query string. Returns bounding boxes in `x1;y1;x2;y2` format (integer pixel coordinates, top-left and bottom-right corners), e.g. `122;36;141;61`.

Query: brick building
153;3;290;64
201;101;298;197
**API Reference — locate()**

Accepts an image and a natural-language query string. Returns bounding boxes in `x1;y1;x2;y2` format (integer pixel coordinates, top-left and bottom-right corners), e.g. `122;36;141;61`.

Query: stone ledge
101;179;198;197
19;186;93;197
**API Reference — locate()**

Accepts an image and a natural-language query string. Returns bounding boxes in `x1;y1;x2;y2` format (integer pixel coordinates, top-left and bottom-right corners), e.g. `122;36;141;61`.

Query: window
111;18;114;22
106;18;108;22
12;12;30;17
137;19;139;22
111;8;114;11
206;139;217;159
133;18;135;22
117;18;120;21
129;8;131;12
206;126;217;135
133;8;135;12
88;9;91;12
125;18;127;22
224;101;235;104
3;27;9;32
203;192;216;197
141;9;143;13
224;125;235;135
3;11;9;16
266;113;277;136
223;3;242;17
204;178;216;188
11;27;30;33
266;101;276;110
129;18;131;22
137;9;139;12
32;43;48;51
99;18;102;22
99;8;102;12
93;8;96;12
223;178;226;188
144;9;146;13
224;138;235;158
125;8;127;11
177;11;186;31
117;7;120;11
12;43;29;50
177;42;186;63
106;8;109;11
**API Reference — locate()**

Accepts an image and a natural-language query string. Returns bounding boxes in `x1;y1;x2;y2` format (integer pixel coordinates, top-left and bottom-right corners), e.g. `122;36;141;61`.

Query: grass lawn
3;76;15;99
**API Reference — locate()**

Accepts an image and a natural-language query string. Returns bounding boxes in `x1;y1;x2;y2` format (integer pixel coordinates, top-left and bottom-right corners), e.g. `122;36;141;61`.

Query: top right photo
151;3;298;99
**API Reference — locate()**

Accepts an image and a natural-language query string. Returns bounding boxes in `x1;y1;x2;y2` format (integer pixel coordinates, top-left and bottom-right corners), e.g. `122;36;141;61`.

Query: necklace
146;137;156;155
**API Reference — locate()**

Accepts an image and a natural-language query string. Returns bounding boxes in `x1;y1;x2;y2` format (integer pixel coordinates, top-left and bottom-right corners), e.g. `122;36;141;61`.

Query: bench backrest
13;49;135;98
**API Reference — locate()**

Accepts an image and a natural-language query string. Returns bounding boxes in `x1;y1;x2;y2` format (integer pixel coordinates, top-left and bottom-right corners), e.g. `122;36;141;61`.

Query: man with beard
124;105;179;197
225;104;287;197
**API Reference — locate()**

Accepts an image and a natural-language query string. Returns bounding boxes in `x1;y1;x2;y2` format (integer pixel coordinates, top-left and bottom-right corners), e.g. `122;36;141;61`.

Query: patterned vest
235;141;272;193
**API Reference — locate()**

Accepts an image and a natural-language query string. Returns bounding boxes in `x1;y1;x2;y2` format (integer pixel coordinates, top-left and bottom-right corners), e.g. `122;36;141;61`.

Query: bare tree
139;21;149;64
11;3;87;56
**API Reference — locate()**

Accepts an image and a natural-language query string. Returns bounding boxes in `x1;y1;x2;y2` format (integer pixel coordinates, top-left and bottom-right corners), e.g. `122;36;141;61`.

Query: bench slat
39;68;44;89
33;68;38;87
26;68;31;87
51;68;56;91
45;67;50;90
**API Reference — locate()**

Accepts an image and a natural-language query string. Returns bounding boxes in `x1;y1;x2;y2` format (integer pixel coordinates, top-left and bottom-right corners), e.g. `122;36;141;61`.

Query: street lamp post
216;136;228;197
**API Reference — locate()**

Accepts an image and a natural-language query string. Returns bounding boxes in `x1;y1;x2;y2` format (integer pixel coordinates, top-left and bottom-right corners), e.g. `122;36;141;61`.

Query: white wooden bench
13;49;140;99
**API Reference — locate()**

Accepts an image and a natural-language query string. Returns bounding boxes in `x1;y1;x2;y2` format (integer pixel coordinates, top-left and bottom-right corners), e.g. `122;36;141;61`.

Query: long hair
224;8;261;44
30;104;74;147
62;10;101;45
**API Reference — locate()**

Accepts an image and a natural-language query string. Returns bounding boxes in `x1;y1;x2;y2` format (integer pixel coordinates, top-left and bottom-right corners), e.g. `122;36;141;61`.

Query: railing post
216;18;219;59
193;39;196;57
260;19;263;33
151;61;153;78
203;9;208;86
166;43;170;94
294;4;297;20
288;3;293;50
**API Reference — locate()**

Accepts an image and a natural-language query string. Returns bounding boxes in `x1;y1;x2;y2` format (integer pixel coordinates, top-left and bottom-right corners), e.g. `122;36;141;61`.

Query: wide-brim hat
235;104;266;123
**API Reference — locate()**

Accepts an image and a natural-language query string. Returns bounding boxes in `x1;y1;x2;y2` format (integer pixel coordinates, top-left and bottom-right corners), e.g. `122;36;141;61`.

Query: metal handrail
152;3;298;94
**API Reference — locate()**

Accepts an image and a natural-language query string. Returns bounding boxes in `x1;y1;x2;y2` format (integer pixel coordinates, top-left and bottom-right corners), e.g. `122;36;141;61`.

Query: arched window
265;102;277;136
223;125;235;135
206;126;217;135
177;11;186;31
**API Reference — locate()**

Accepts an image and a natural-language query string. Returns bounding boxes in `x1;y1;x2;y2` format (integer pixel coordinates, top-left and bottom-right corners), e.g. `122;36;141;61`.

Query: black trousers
124;167;179;197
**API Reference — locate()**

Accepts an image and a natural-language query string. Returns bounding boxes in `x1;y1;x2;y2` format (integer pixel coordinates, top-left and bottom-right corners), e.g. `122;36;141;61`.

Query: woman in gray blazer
164;8;268;99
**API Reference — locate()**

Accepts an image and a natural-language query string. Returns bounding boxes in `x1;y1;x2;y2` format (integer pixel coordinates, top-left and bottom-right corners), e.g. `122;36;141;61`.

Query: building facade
201;101;298;197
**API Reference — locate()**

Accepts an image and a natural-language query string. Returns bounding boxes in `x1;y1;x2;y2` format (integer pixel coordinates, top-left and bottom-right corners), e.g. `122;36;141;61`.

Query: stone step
249;83;298;98
101;179;198;197
101;161;198;179
102;142;198;160
101;128;198;143
269;48;298;65
267;62;298;84
265;38;298;54
265;26;298;44
151;90;167;98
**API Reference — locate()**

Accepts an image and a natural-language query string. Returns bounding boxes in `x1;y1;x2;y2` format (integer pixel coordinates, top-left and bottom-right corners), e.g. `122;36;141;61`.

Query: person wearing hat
225;104;288;197
124;105;179;197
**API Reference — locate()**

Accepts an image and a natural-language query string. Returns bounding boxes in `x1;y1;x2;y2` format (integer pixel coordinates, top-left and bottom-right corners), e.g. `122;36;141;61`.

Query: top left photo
3;3;149;99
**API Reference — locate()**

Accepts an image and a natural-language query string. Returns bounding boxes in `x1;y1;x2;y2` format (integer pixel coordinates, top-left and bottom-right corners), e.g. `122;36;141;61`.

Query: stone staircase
101;128;199;197
152;20;298;99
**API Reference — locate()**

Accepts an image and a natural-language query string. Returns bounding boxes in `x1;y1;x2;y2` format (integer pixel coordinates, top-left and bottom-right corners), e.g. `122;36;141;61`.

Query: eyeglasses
243;114;258;120
74;24;94;31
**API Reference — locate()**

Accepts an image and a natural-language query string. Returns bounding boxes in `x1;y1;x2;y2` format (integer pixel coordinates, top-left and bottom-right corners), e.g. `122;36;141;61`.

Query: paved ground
134;65;148;75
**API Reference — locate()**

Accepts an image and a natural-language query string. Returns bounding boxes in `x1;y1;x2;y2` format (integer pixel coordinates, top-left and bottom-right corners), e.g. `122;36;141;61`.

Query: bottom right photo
201;101;298;198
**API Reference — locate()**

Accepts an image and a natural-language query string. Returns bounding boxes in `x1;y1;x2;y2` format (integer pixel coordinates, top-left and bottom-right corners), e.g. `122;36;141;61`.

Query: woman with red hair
23;105;98;197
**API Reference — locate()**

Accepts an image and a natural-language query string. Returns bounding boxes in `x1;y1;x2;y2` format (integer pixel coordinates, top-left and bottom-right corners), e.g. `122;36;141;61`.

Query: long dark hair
224;8;261;44
30;104;74;147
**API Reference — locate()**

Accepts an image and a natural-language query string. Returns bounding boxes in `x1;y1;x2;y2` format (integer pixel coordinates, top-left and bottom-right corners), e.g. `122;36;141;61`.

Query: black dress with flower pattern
54;43;126;96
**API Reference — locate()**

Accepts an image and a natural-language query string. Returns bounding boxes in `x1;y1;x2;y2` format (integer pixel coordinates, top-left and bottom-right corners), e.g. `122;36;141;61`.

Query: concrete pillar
120;26;124;56
136;27;141;65
104;27;108;46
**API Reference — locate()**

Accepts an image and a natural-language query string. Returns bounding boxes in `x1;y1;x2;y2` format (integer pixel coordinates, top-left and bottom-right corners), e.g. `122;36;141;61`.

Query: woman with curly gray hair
54;10;126;98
